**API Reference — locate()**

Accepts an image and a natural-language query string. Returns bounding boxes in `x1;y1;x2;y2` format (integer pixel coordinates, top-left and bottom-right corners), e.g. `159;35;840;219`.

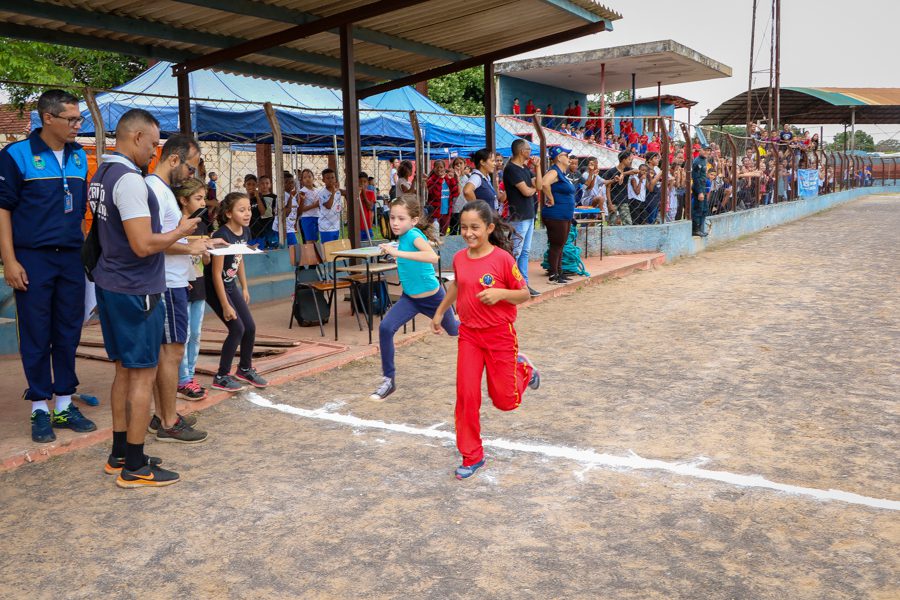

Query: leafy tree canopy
427;67;484;115
0;41;146;108
828;130;875;152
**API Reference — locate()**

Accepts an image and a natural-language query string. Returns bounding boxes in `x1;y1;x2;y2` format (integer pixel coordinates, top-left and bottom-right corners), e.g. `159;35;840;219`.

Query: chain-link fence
2;79;898;252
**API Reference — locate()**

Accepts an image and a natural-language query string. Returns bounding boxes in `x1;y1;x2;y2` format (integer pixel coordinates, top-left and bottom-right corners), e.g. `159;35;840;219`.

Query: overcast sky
505;0;900;142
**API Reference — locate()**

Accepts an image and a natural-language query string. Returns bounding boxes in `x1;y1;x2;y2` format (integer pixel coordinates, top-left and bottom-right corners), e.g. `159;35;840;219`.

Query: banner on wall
797;169;819;197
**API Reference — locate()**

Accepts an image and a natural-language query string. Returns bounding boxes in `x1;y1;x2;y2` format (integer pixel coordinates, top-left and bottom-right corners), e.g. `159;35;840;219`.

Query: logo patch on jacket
32;156;45;170
73;154;82;168
479;273;495;288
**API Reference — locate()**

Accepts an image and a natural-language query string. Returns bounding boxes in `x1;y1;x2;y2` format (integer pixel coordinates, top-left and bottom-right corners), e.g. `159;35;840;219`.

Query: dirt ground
1;195;898;599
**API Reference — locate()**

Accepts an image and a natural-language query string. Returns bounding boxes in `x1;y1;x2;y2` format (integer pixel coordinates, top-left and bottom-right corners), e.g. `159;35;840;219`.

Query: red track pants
455;323;533;466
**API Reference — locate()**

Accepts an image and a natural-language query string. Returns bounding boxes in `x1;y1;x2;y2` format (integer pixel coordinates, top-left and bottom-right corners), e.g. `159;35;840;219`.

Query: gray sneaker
148;413;197;434
369;376;396;402
156;415;208;444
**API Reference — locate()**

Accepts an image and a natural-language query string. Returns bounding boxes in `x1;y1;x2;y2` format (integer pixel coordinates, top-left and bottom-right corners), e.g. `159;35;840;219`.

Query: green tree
427;66;484;115
828;130;875;152
586;90;631;115
0;41;146;108
875;138;900;153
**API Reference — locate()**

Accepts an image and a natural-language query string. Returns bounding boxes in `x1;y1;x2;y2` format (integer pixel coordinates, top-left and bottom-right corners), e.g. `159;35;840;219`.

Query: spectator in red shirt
525;99;535;116
358;172;375;242
512;98;520;115
647;134;661;154
426;159;459;234
572;100;582;126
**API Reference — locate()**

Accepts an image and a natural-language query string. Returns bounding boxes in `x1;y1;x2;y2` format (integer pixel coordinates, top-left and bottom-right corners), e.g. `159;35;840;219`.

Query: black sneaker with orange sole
104;453;162;475
116;464;180;488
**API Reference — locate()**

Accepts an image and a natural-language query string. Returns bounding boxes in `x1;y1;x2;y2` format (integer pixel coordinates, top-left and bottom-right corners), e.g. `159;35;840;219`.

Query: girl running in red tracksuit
431;199;540;479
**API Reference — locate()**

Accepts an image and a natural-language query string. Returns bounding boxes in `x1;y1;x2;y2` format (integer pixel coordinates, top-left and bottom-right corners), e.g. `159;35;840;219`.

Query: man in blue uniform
691;145;710;237
0;90;97;443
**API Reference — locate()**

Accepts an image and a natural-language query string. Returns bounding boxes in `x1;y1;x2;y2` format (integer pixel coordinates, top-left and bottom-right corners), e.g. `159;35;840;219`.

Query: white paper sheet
208;244;264;256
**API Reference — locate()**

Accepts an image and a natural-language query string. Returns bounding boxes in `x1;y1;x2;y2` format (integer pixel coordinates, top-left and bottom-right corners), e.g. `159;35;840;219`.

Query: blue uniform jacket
0;129;88;250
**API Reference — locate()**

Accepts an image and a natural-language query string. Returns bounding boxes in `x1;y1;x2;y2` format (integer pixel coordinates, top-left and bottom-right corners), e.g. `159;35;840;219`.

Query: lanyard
58;148;73;214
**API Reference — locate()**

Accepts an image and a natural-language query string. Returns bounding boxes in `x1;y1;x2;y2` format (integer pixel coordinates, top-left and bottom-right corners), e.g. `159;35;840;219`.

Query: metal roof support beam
0;0;404;81
172;0;469;62
359;20;612;98
484;62;496;158
0;23;345;89
173;0;429;76
177;73;192;134
340;24;361;251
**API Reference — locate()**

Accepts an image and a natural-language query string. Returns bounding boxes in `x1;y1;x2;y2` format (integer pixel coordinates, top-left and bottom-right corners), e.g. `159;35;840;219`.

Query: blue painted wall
498;75;587;126
612;101;676;136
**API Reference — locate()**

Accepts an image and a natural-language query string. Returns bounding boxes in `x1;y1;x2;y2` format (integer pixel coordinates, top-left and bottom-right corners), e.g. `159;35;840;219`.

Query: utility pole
774;0;781;131
767;0;775;131
746;0;758;128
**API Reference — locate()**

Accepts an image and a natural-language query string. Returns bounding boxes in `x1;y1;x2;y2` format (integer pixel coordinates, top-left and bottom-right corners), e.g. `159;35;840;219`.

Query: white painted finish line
246;393;900;512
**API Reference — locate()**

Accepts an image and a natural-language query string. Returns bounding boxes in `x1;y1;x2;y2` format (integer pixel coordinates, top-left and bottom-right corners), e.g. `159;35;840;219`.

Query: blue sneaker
31;410;56;443
52;404;97;433
455;459;485;480
518;353;540;390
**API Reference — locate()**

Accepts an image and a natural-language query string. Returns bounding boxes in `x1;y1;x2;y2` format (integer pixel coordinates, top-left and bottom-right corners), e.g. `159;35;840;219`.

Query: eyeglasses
50;114;85;127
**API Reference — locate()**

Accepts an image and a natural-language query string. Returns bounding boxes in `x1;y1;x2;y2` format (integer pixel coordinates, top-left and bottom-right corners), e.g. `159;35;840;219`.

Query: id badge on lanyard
61;158;73;214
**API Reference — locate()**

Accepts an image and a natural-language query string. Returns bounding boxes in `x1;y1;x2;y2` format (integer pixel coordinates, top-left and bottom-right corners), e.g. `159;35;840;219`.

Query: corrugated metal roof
0;0;622;87
701;87;900;126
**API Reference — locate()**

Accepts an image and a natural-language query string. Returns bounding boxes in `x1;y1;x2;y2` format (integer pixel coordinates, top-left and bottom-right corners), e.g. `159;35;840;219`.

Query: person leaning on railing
540;146;577;284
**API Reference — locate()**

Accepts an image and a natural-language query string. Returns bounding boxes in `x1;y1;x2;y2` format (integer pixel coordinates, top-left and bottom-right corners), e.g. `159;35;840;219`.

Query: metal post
755;141;762;207
631;73;636;132
83;88;105;163
680;122;691;220
656;82;661;135
262;102;285;247
726;133;738;212
747;0;758;128
340;24;361;248
533;116;547;209
773;142;780;202
767;0;774;131
660;120;669;219
484;61;496;155
774;0;781;131
822;152;829;193
410;110;425;211
599;63;606;138
850;107;856;152
177;73;192;135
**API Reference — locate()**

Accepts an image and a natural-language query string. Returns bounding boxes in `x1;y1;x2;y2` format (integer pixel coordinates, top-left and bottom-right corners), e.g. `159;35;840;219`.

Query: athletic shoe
548;274;565;285
234;367;268;389
104;453;162;475
31;410;56;444
528;286;541;298
176;380;207;401
369;376;396;402
116;464;181;489
211;374;245;392
557;274;572;284
455;459;486;480
156;415;208;444
51;404;97;433
518;353;540;390
148;413;197;435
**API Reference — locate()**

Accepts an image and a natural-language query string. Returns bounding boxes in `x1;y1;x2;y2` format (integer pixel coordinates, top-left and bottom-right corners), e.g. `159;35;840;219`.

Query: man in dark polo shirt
691;145;710;237
502;138;542;297
603;150;638;225
0;89;96;443
89;109;200;488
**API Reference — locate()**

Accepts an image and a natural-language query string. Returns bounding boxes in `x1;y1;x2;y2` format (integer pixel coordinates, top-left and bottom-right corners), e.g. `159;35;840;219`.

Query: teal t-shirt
397;228;439;296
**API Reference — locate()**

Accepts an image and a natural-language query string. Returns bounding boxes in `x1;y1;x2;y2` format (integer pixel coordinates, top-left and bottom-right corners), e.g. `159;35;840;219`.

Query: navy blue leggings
379;288;458;378
206;285;255;376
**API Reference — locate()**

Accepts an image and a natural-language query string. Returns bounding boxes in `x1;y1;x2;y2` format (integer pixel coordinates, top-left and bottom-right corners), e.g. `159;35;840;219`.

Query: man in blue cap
0;89;96;442
691;145;710;237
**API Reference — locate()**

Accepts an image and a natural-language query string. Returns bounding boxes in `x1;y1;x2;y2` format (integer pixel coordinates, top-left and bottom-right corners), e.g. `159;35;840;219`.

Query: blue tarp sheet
31;61;532;155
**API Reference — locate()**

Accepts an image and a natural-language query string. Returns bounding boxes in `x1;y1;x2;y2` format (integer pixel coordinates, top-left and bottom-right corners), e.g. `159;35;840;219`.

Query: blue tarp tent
31;62;531;155
30;61;413;145
366;87;536;157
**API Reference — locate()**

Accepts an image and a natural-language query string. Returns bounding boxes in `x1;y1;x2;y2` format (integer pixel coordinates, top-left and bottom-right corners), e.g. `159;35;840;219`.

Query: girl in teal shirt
371;197;459;401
